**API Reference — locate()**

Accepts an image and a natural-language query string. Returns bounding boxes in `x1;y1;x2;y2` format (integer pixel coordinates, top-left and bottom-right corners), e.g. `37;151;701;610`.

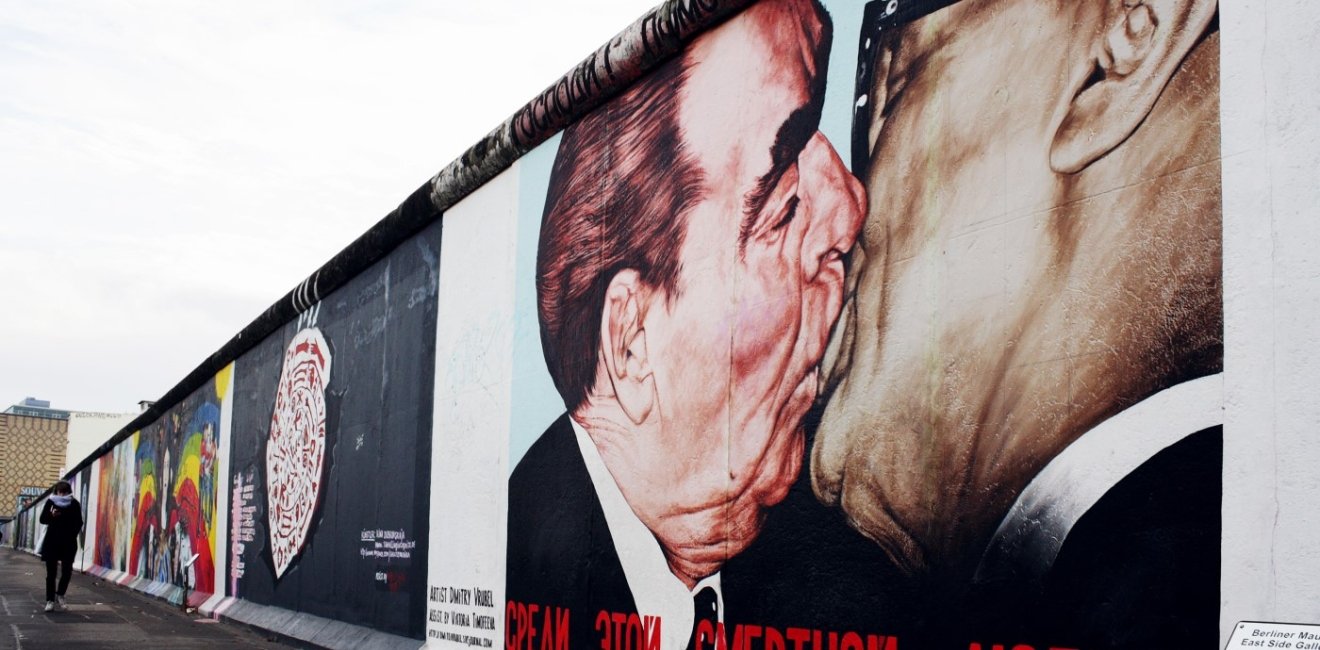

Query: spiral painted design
266;327;332;579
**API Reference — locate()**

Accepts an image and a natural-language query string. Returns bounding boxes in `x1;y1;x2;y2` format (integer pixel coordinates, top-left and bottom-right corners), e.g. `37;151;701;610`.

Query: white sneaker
43;601;55;612
55;595;67;611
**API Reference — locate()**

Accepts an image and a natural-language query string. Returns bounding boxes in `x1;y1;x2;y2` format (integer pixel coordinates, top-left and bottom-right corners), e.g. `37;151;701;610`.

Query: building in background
0;398;137;519
0;398;69;519
63;410;138;475
2;397;69;419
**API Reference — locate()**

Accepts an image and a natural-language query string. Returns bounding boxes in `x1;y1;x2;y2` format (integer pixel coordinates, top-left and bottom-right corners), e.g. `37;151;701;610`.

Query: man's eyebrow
739;103;819;249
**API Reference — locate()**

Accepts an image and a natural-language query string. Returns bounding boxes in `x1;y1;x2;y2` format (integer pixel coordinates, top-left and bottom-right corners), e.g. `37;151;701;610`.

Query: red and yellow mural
94;432;136;572
93;366;228;606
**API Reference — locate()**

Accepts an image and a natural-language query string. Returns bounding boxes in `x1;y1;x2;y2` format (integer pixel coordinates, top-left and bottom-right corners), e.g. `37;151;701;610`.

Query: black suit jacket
506;413;637;648
954;425;1223;650
508;410;915;648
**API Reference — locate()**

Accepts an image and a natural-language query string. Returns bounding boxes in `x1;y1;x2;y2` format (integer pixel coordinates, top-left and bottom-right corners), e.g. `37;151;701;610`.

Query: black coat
506;414;636;649
38;497;83;563
951;426;1223;650
506;412;914;647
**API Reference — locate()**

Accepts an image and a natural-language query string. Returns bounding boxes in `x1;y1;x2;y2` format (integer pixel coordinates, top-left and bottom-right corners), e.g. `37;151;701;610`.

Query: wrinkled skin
577;0;866;587
813;0;1222;579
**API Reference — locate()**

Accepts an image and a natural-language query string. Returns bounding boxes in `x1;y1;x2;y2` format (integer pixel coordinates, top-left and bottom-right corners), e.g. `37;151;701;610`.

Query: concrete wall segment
7;0;1320;648
1221;0;1320;642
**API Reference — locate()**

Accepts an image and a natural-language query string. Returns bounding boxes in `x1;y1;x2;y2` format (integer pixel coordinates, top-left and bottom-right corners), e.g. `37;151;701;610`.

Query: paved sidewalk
0;548;297;649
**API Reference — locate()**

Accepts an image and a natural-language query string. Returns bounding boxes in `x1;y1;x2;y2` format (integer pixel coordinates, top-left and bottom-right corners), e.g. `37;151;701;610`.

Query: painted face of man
814;0;1221;574
624;0;865;580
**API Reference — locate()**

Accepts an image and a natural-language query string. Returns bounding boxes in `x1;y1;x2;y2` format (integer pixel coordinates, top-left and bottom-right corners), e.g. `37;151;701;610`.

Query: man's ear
600;269;655;424
1050;0;1217;174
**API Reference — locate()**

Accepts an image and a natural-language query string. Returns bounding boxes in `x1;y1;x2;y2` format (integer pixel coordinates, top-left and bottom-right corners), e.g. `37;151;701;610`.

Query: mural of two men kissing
505;0;1222;648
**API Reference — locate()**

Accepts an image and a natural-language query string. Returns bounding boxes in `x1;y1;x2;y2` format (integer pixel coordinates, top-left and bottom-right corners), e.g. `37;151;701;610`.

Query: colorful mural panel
94;433;136;572
129;398;221;596
429;1;1223;649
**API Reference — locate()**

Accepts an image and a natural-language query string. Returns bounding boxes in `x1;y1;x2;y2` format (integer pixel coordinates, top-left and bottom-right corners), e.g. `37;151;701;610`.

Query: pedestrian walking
39;481;82;612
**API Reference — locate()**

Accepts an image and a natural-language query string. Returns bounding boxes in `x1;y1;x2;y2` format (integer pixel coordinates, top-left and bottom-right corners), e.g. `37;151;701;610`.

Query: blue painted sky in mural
0;0;660;414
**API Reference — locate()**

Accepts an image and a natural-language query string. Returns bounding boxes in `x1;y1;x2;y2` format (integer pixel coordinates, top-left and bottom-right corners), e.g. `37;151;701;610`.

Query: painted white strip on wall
82;458;100;573
425;164;521;648
1220;0;1320;643
208;364;235;611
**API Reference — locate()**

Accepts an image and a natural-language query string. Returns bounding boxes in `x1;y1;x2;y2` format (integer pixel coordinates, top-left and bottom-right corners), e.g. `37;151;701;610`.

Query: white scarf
49;494;73;508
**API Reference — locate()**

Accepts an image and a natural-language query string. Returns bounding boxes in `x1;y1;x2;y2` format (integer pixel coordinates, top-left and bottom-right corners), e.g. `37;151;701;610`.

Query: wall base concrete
215;599;422;650
84;565;422;649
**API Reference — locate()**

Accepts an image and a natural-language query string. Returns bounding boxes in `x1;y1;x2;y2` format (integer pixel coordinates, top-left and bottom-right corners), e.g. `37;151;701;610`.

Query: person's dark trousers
45;559;72;601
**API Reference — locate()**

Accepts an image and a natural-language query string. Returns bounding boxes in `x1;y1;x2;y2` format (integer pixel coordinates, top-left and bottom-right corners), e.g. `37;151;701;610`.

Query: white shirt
975;372;1224;583
570;417;725;650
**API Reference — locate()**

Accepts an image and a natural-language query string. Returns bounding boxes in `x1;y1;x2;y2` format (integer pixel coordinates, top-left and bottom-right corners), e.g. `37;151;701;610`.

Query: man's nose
799;132;865;284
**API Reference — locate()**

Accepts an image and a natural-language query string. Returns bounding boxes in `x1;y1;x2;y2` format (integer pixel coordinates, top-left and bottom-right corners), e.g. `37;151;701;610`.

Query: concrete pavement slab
0;548;298;649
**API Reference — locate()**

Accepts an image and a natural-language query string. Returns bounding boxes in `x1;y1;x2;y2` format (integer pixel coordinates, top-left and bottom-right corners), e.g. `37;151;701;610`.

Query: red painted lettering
867;636;898;650
612;612;628;649
506;602;570;650
526;604;539;650
539;605;560;650
695;620;717;650
732;624;762;650
506;601;520;650
597;611;612;650
554;608;570;650
786;627;811;650
714;623;731;650
642;615;661;650
626;613;643;650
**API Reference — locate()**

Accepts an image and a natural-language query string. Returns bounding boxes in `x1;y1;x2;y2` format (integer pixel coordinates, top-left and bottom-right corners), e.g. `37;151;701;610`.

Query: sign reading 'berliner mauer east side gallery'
1227;621;1320;649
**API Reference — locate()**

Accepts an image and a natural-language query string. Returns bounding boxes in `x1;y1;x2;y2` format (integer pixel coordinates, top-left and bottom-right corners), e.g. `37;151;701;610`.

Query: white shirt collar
976;372;1224;583
569;416;724;650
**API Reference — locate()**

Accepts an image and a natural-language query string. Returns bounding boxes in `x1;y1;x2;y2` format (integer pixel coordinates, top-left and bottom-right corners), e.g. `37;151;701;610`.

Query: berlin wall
5;0;1319;648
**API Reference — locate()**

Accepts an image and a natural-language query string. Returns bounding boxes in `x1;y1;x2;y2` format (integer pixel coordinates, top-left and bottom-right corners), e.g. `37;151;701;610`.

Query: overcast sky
0;0;660;414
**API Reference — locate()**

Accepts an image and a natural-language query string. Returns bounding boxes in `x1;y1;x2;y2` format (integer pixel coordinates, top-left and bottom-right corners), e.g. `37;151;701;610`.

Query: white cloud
0;0;659;413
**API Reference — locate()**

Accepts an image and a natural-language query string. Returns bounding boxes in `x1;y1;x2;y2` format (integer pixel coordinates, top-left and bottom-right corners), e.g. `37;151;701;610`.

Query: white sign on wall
1225;621;1320;649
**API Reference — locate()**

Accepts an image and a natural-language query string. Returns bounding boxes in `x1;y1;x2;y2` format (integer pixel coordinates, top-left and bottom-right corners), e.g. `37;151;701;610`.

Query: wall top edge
42;0;758;513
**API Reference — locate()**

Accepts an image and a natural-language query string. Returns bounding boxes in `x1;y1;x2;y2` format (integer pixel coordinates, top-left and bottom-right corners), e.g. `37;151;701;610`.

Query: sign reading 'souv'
266;327;333;579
